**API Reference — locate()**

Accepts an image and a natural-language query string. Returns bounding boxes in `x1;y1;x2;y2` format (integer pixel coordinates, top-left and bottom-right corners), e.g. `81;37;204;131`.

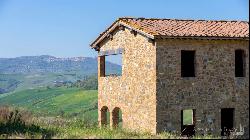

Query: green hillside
0;87;202;139
0;87;193;125
0;74;23;93
0;73;95;93
0;55;121;94
0;87;98;122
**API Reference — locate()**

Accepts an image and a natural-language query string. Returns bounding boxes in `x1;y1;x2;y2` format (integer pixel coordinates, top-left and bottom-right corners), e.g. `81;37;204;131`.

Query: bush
0;106;55;139
70;75;98;90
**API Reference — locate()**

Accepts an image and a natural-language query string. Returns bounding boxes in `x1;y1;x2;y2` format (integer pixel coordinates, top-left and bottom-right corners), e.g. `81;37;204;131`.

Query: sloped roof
90;17;249;49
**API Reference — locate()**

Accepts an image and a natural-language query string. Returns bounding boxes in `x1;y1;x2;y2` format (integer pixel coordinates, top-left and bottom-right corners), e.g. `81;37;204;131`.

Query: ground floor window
181;109;196;137
112;107;122;128
101;106;110;127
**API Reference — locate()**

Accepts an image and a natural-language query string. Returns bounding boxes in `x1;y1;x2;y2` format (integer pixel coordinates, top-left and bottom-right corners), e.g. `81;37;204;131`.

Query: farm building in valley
90;17;249;138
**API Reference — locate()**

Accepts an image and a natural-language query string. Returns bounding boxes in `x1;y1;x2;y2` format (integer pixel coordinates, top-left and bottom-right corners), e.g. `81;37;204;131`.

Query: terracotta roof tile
119;18;249;38
91;18;249;48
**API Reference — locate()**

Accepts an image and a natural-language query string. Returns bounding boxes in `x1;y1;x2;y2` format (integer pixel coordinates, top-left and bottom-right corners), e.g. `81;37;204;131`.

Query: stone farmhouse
90;17;249;138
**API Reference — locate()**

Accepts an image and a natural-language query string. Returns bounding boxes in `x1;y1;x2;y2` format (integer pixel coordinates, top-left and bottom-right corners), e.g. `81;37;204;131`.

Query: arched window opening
112;107;122;128
101;106;110;127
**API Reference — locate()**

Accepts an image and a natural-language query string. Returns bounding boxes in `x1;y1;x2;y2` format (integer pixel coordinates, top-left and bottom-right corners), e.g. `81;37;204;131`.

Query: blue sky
0;0;249;64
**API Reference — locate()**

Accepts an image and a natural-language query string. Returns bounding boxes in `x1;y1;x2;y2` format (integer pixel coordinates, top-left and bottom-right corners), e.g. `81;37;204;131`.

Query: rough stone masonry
90;18;249;138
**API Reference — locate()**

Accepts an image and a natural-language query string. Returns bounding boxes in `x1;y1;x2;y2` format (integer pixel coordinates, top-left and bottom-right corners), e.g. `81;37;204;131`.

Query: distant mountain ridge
0;55;120;74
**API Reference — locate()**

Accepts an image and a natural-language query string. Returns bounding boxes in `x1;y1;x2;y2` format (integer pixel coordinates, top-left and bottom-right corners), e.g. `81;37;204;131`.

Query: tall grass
0;106;221;139
0;106;56;139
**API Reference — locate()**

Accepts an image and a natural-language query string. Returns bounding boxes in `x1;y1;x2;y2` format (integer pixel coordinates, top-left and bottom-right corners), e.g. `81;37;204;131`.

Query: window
235;49;245;77
182;109;195;125
112;107;122;128
99;56;105;77
181;109;196;137
181;50;195;77
101;106;110;127
105;54;122;76
99;54;122;77
221;108;234;136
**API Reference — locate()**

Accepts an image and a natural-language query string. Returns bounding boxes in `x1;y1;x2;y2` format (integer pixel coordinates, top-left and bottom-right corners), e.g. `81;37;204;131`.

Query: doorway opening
181;109;196;137
221;108;234;136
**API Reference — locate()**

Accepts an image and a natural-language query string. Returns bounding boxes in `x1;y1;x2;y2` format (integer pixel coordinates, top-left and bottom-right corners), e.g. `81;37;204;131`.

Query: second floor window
235;49;245;77
181;50;195;77
105;54;122;76
99;53;122;77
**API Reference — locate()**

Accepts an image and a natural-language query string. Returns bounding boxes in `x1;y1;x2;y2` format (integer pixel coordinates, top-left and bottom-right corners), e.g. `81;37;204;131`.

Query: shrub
0;106;55;139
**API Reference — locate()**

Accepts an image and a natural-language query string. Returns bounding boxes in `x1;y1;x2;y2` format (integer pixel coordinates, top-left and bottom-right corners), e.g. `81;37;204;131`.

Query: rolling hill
0;55;121;94
0;55;120;74
0;87;98;122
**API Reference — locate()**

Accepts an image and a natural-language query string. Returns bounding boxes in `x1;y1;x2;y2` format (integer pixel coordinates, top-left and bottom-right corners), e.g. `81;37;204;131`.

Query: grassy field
0;87;98;122
0;87;211;139
0;87;193;128
0;74;23;93
0;106;218;139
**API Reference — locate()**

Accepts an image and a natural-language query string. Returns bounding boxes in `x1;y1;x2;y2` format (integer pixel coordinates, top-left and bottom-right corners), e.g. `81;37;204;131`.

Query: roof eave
119;22;155;39
90;21;155;50
90;21;120;50
154;35;249;40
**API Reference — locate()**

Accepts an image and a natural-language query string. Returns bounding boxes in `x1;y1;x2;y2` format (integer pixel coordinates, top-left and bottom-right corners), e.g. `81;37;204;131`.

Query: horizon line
0;55;98;59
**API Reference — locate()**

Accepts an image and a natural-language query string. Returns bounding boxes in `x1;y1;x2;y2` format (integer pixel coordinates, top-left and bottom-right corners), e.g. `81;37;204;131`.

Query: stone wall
97;27;157;133
156;39;249;138
96;25;249;138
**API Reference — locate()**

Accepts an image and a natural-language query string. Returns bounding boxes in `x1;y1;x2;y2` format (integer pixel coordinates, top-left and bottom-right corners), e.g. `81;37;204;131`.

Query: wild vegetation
0;87;222;139
0;106;219;139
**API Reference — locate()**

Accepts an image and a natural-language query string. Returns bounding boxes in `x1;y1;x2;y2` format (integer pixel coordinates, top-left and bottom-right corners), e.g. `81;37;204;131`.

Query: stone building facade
90;18;249;138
